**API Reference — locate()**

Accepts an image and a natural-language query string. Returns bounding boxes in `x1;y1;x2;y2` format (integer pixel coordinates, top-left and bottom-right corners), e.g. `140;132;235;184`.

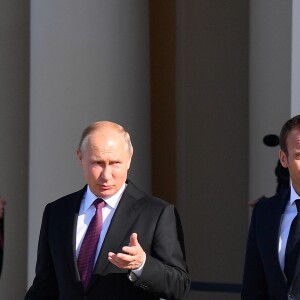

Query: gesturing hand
108;233;145;270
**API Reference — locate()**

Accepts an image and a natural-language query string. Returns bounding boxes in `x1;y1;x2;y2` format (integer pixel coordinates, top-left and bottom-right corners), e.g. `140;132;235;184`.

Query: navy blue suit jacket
242;188;300;299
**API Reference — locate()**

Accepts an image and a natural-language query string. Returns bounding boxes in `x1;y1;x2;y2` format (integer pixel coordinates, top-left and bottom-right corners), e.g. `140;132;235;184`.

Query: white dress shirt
278;183;300;270
76;184;126;264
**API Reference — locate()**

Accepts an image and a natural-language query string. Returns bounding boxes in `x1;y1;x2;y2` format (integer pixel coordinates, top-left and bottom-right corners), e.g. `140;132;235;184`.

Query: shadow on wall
248;134;289;208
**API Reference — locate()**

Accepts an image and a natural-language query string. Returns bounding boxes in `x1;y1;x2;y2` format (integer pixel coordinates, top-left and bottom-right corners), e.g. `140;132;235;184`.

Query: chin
98;189;114;198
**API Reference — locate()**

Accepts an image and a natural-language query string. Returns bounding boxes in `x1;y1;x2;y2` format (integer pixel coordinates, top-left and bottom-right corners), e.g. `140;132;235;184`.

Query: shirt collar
83;183;127;212
289;183;300;205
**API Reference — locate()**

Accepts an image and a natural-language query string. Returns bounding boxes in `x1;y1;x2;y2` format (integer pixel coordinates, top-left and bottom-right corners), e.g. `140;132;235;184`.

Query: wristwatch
128;271;138;282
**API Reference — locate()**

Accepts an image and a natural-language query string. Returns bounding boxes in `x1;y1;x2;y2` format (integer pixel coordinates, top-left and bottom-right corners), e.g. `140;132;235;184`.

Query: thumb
129;233;139;247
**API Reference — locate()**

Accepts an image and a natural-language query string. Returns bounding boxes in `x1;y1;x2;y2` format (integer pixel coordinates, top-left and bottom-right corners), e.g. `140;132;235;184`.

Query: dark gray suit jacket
25;181;190;300
242;188;300;299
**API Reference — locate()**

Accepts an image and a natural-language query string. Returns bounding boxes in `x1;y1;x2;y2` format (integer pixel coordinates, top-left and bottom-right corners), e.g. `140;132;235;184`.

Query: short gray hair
78;121;133;154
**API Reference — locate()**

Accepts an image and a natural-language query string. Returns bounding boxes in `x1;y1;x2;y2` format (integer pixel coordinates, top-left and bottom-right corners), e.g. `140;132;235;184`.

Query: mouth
99;185;112;190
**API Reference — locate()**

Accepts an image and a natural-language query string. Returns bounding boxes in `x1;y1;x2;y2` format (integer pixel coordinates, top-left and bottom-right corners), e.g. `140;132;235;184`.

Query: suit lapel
270;189;291;283
259;189;290;283
64;187;87;282
277;189;291;281
90;182;144;282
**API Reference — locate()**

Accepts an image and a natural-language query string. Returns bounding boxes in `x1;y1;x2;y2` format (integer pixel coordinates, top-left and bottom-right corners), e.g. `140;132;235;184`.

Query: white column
28;0;150;285
291;0;300;115
0;1;29;298
249;0;292;203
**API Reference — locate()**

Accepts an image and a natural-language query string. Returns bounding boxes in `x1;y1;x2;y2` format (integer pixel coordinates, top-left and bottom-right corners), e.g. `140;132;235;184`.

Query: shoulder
125;180;173;210
253;188;290;217
45;186;87;210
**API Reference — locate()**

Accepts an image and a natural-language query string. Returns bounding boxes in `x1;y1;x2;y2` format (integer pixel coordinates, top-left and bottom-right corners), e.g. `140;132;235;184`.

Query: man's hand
108;233;145;270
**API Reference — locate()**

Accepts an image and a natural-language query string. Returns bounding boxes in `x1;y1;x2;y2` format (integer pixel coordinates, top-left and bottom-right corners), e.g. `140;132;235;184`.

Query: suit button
139;282;150;291
288;292;294;298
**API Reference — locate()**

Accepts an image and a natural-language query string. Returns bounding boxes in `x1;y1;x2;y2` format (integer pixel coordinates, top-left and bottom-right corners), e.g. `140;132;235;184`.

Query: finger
122;245;138;256
108;252;134;263
108;253;134;269
129;233;138;247
108;252;123;267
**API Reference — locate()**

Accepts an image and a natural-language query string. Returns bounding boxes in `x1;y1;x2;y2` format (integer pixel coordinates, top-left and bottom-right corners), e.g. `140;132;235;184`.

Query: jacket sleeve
24;205;59;300
134;205;191;300
241;203;269;299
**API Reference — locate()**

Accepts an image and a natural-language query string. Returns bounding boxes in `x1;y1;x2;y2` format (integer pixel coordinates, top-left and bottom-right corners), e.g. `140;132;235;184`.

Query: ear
279;149;289;168
76;148;83;167
127;152;133;170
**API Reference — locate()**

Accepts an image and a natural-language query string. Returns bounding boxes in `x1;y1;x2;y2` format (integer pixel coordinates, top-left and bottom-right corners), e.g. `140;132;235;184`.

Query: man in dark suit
25;121;190;300
242;114;300;299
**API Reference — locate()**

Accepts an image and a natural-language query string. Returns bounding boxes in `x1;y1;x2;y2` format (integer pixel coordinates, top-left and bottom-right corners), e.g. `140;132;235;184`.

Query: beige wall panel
176;0;249;295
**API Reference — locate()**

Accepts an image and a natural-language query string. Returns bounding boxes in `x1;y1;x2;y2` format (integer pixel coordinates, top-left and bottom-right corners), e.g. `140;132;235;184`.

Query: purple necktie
77;198;105;290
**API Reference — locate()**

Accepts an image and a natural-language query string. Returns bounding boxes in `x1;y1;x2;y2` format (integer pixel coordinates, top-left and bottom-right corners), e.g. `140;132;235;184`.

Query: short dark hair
279;115;300;155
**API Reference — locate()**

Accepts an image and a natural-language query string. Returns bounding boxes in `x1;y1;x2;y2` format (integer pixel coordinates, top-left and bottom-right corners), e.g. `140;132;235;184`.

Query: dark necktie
77;198;105;290
285;199;300;285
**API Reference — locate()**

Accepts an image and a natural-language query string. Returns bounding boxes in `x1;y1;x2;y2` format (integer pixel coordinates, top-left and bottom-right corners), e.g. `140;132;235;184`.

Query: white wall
28;0;150;286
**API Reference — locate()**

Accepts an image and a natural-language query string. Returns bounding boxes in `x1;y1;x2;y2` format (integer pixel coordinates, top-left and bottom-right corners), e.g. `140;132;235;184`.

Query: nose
101;165;112;180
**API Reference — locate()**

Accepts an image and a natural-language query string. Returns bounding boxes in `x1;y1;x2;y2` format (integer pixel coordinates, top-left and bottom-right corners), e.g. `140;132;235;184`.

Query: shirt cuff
132;254;146;277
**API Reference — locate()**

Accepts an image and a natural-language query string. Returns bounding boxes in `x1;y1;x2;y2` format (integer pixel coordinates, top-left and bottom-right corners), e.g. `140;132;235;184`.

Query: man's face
77;130;132;198
280;128;300;195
